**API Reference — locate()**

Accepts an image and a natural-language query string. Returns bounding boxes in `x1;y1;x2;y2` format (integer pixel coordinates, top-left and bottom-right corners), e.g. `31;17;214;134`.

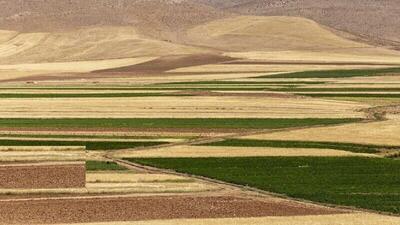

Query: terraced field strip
256;67;400;79
115;145;376;158
0;139;168;150
243;116;400;146
0;92;193;98
275;88;400;92
0;136;183;143
198;139;399;154
0;95;368;118
300;93;400;98
0;118;362;130
129;157;400;214
0;133;190;140
162;81;327;85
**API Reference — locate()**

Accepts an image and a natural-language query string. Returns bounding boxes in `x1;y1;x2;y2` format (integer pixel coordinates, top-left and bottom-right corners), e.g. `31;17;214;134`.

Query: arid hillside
0;0;230;41
195;0;400;49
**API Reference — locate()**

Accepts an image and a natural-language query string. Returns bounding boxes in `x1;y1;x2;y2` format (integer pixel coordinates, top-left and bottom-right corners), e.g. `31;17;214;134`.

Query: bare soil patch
0;162;85;189
96;54;236;74
0;195;344;224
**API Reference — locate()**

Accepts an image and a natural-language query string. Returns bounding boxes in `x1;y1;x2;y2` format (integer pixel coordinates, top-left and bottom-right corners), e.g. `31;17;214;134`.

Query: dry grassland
226;50;400;64
0;57;155;73
0;27;204;64
85;171;220;194
86;172;193;183
0;150;85;162
86;182;219;194
113;145;377;158
0;96;368;118
186;16;369;51
167;63;388;74
242;116;400;146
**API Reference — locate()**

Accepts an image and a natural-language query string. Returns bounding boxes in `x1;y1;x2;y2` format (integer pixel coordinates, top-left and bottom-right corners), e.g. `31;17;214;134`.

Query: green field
0;118;361;130
129;157;400;214
86;161;127;171
0;139;167;150
256;67;400;79
199;139;398;153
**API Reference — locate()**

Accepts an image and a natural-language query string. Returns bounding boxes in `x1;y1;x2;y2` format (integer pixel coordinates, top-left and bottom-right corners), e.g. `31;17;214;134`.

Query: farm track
103;103;400;217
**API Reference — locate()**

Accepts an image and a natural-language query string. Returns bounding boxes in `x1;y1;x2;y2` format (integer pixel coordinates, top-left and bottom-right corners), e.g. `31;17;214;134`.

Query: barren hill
194;0;400;49
1;0;400;66
0;0;230;41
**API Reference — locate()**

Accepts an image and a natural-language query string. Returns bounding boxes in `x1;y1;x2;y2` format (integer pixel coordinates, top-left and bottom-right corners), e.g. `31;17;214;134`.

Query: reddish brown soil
0;195;344;224
0;162;86;189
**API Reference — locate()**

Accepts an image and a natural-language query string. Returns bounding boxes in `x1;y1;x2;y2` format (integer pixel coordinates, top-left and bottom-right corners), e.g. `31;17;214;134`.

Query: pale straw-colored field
113;145;378;158
0;96;368;118
242;115;400;146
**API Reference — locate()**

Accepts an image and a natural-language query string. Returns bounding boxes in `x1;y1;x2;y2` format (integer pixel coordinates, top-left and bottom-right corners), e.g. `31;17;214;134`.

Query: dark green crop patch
256;67;400;79
129;157;400;214
0;139;167;150
86;161;127;171
0;118;361;130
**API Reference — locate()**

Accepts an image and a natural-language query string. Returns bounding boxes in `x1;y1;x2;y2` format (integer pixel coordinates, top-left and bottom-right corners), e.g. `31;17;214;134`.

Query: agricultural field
1;1;400;224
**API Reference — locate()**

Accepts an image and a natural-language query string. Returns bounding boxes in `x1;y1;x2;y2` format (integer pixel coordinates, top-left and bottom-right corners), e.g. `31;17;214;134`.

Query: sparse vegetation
86;161;127;171
130;157;400;214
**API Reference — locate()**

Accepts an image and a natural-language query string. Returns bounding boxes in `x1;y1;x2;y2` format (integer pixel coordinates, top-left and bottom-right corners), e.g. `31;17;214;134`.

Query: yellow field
0;27;204;64
0;96;368;118
113;145;378;158
242;115;400;146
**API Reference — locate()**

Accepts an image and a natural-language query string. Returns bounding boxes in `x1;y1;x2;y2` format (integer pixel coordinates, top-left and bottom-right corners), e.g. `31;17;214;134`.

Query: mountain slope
184;16;370;52
194;0;400;49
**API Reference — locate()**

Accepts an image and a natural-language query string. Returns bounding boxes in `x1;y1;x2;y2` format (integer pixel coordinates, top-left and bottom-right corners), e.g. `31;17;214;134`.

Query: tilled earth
0;195;345;224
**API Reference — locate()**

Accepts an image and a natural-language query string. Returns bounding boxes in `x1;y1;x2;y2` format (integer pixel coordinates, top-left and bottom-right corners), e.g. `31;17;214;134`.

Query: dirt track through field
0;195;344;224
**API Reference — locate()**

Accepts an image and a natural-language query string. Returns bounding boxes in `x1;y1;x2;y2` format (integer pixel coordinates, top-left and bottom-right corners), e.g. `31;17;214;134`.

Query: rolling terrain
195;0;400;49
0;1;400;225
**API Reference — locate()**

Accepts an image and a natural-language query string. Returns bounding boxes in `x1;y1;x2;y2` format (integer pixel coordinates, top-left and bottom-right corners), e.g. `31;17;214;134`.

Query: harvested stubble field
0;96;368;118
243;116;400;146
114;145;377;158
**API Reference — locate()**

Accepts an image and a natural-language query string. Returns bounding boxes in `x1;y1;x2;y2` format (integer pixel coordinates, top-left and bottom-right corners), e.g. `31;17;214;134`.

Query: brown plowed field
0;195;344;224
0;162;86;189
